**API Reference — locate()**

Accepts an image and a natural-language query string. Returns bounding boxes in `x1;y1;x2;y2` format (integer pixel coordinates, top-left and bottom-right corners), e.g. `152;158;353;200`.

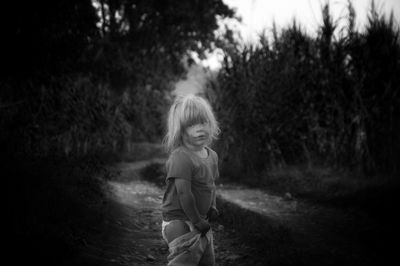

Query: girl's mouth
196;134;208;140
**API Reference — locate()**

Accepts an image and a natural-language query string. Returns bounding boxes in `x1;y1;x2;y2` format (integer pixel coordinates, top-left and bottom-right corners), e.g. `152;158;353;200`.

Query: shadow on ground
140;160;400;266
4;143;399;266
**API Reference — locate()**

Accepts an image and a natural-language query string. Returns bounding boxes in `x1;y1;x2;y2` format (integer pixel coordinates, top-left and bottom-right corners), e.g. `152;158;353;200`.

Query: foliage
93;0;234;54
213;2;400;178
0;0;235;159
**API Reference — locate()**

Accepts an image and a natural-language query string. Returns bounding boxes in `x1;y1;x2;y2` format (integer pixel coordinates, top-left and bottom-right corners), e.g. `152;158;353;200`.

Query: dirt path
72;159;168;266
74;154;382;266
74;158;259;266
8;144;390;266
217;184;373;265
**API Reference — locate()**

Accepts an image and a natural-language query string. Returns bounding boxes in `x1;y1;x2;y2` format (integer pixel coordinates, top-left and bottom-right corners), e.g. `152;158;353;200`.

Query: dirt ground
73;156;394;266
73;159;257;266
6;144;397;266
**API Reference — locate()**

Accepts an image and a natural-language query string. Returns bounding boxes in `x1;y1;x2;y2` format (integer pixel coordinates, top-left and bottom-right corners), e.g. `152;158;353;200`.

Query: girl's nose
197;125;209;132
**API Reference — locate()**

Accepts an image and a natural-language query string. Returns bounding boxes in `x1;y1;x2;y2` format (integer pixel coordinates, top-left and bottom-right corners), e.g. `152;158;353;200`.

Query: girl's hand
207;207;219;223
194;219;211;236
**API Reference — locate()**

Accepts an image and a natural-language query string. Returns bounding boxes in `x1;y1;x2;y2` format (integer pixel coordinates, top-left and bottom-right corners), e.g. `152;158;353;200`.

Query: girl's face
182;123;210;150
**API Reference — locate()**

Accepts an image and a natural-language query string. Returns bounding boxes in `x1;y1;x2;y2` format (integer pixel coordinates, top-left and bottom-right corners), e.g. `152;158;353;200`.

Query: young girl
161;94;220;266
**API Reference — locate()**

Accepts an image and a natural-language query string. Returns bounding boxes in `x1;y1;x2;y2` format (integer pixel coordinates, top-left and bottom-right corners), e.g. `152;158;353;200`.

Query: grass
102;142;167;163
216;164;400;265
139;162;167;188
230;164;400;209
215;197;304;265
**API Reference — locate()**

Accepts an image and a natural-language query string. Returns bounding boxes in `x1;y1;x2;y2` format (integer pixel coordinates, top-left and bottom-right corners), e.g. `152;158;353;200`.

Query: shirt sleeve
166;151;193;181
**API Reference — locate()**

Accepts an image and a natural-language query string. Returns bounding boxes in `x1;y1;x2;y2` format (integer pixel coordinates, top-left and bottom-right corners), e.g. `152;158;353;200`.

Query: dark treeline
213;2;400;178
1;1;399;178
0;0;234;158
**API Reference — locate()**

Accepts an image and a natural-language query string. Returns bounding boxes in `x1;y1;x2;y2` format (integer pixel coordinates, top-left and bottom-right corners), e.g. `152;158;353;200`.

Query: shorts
161;220;195;243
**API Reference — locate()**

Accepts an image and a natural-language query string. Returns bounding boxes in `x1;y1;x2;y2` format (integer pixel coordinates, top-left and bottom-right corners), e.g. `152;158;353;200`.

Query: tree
93;0;234;56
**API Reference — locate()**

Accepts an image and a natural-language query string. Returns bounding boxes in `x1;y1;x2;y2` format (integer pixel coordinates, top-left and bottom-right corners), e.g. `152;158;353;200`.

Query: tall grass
213;2;400;179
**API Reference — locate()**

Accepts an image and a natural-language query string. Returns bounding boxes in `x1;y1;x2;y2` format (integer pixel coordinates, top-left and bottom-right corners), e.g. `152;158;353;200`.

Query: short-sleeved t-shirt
161;146;219;222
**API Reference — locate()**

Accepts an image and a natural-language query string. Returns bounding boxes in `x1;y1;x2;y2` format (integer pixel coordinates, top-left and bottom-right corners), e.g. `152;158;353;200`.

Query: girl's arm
211;188;217;209
207;188;219;222
175;178;202;223
208;153;219;221
175;178;210;235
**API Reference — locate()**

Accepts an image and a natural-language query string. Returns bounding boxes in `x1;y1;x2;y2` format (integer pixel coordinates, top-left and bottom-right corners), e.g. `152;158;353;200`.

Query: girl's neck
183;144;208;159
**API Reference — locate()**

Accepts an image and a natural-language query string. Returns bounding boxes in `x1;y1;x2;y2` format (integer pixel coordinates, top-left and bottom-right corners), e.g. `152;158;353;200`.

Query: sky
221;0;400;44
201;0;400;69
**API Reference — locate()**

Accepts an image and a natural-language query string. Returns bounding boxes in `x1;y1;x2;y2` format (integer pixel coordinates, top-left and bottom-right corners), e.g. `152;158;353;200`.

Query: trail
75;158;169;266
217;184;372;265
76;157;259;266
74;147;380;266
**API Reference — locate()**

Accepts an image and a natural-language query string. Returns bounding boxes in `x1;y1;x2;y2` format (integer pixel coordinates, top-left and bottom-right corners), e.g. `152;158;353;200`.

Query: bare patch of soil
6;143;397;265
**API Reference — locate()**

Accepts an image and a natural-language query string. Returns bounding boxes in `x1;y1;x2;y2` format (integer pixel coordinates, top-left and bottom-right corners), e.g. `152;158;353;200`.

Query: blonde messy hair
163;94;220;152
